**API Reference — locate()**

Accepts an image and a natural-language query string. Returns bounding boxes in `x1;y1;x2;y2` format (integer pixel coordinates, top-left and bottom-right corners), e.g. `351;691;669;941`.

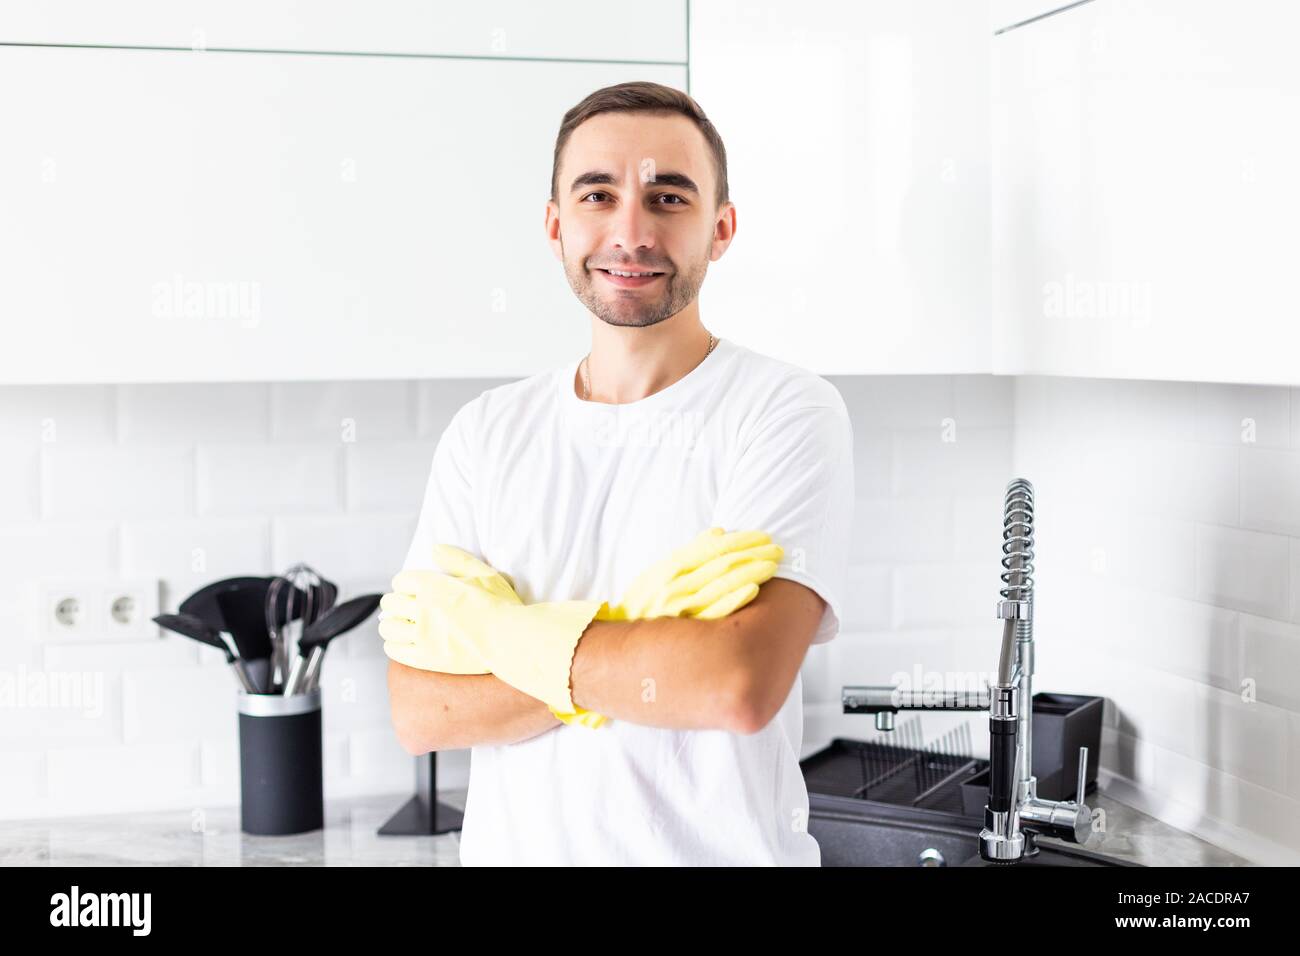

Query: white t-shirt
401;336;855;865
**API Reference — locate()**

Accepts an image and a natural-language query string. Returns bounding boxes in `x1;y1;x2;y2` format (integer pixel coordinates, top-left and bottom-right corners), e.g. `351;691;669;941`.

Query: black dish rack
800;737;989;820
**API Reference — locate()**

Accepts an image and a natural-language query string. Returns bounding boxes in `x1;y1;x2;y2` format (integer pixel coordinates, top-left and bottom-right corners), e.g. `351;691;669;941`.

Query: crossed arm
387;578;826;754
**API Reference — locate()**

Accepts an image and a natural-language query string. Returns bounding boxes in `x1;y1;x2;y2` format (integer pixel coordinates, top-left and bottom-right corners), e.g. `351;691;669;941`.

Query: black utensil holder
237;688;324;835
957;691;1104;813
1031;691;1103;801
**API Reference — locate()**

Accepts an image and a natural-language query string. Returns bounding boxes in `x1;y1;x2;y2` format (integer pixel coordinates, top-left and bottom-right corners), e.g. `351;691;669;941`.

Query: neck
577;308;713;404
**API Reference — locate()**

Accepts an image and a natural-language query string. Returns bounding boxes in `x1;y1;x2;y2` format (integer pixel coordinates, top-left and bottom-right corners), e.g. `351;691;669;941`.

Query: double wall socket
36;578;162;643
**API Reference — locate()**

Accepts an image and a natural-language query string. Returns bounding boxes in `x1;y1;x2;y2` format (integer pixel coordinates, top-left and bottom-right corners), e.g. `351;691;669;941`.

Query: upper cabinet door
989;0;1086;34
689;0;992;375
0;45;686;384
993;0;1300;385
0;0;687;62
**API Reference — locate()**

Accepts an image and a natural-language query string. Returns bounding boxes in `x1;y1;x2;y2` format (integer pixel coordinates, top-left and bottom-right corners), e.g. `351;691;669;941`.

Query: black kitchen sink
802;738;1138;867
808;795;1137;867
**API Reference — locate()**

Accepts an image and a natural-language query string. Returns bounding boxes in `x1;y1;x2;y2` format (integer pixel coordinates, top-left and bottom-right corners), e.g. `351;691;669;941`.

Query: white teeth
607;270;657;277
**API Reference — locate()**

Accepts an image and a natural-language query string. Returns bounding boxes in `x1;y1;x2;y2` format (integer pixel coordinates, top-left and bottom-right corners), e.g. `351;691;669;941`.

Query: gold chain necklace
581;331;717;402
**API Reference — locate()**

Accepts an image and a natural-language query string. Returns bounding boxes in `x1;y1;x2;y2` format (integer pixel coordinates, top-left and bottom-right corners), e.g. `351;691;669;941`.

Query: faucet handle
1075;745;1089;804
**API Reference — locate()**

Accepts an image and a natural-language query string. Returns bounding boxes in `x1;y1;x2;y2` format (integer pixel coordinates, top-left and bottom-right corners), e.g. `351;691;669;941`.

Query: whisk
265;563;337;695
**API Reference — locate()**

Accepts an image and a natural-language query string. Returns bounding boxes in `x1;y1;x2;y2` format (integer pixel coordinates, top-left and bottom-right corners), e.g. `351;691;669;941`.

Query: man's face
547;111;734;329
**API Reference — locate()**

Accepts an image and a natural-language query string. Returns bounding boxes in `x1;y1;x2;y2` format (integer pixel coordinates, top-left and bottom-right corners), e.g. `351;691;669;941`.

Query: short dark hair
551;81;729;210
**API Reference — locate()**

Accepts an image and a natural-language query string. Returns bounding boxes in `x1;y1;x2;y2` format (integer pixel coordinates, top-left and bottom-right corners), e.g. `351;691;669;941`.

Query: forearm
568;579;823;732
387;658;558;752
567;612;749;731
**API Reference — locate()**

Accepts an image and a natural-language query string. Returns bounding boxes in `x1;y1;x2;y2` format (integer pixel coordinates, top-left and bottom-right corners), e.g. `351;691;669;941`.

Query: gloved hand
380;546;512;675
380;559;606;716
380;545;613;728
600;527;784;621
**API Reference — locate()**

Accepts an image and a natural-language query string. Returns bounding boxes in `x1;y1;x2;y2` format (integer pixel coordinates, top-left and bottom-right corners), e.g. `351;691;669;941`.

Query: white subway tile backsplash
800;641;835;704
346;727;415;788
952;494;1007;562
850;497;952;563
1153;743;1300;863
0;521;118;583
839;565;892;631
1240;448;1300;538
894;563;989;629
119;383;270;443
1128;592;1239;693
122;666;236;745
122;517;272;596
0;446;39;520
46;743;201;816
345;441;434;513
271;514;415;581
274;381;417;442
1239;614;1300;712
416;379;505;439
953;375;1014;427
0;670;123;750
43;444;194;519
197;443;341;516
0;752;47;817
1103;379;1200;444
0;385;117;443
1100;726;1157;788
835;376;954;429
1289;711;1300;802
1129;440;1239;525
892;426;1011;498
1195;524;1291;620
851;428;892;497
198;737;239;797
1194;383;1293;448
1292;539;1300;624
44;636;200;674
317;661;391;732
832;628;953;685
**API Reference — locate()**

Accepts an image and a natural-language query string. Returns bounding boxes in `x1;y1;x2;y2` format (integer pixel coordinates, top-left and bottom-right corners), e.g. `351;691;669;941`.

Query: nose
609;191;656;256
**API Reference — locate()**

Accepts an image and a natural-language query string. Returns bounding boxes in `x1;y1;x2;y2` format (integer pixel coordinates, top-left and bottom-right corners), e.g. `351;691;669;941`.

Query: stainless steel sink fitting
840;478;1093;863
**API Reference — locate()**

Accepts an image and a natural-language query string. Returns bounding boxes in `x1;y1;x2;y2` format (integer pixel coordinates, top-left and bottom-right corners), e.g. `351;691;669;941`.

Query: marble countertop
0;784;1249;866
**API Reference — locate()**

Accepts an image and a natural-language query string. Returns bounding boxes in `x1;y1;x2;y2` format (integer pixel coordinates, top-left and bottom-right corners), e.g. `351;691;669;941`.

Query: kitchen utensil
152;612;257;693
214;584;274;693
179;575;269;632
265;565;335;693
285;593;381;695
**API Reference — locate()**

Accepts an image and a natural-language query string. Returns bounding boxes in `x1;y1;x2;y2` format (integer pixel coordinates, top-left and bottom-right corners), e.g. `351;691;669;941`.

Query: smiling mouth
595;267;666;288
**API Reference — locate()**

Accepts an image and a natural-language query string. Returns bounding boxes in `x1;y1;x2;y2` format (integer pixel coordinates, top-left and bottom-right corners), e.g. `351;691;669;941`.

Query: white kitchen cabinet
992;0;1300;385
0;46;686;384
0;0;687;63
690;0;993;375
990;0;1089;34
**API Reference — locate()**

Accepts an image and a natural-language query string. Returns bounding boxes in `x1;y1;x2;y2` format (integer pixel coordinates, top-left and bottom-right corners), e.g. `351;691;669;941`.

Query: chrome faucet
841;478;1094;863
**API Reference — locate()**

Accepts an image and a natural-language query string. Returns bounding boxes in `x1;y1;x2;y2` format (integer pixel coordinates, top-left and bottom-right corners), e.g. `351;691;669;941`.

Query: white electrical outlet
97;578;161;639
38;578;161;643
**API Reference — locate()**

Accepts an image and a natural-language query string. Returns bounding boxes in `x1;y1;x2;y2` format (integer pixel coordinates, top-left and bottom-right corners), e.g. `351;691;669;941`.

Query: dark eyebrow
569;170;700;196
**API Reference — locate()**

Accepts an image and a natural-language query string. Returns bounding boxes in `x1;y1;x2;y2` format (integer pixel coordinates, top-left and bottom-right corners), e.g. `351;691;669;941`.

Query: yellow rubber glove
379;547;613;728
381;563;605;715
380;547;516;675
600;527;784;621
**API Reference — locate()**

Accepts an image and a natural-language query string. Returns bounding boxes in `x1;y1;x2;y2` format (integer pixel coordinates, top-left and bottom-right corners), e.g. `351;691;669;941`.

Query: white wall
2;372;1297;863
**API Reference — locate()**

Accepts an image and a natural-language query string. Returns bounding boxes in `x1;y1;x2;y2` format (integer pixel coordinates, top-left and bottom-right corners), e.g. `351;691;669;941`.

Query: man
384;81;855;865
